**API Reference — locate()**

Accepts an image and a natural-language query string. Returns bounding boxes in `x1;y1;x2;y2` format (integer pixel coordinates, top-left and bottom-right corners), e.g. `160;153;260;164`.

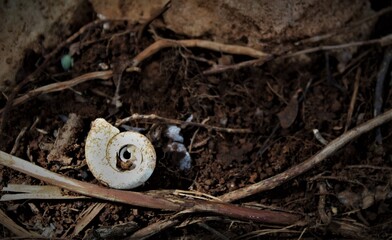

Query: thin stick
44;19;108;60
203;58;271;75
0;71;113;114
0;150;301;225
68;203;107;238
318;182;331;224
136;1;171;41
128;218;181;240
344;68;361;132
116;113;252;133
374;48;392;143
282;34;392;59
10;127;28;155
345;165;392;171
128;38;271;68
219;108;392;202
295;6;392;45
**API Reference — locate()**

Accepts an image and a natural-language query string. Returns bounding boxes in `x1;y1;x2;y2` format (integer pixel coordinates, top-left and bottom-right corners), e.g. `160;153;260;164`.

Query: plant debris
1;2;392;239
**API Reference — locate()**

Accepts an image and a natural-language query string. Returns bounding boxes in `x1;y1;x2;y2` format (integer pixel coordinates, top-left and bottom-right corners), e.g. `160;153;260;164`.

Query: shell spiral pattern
85;118;156;189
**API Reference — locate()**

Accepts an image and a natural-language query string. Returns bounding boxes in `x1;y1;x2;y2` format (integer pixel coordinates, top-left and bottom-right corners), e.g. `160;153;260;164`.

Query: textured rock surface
90;0;170;23
163;0;374;58
1;0;376;89
91;0;375;64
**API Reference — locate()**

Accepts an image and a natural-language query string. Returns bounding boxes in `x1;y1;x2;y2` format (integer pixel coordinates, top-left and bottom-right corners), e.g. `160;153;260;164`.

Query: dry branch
0;150;301;225
220;108;392;202
128;38;271;68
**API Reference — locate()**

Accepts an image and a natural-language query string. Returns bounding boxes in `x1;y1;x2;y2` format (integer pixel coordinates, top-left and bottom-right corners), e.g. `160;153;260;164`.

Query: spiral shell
85;118;156;189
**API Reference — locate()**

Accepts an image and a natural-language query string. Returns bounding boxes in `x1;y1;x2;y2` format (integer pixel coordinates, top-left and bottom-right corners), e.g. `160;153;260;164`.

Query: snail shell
85;118;156;189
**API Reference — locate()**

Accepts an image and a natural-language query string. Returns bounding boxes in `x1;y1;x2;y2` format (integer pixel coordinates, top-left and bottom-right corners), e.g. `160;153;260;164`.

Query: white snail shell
85;118;156;189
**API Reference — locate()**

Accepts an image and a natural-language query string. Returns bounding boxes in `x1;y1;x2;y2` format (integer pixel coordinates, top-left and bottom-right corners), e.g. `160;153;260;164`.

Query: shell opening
117;144;138;171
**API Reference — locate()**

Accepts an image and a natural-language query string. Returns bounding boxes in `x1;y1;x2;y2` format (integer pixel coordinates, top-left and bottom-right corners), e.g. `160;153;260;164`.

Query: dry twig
67;203;107;238
344;68;361;132
203;57;272;75
0;150;301;225
116;113;252;133
136;1;171;41
10;126;28;155
128;38;271;69
128;218;181;240
295;7;392;45
374;48;392;143
220;108;392;202
282;34;392;59
0;71;113;114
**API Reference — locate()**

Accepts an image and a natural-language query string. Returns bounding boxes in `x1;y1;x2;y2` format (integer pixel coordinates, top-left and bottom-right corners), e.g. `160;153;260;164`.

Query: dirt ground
1;2;392;239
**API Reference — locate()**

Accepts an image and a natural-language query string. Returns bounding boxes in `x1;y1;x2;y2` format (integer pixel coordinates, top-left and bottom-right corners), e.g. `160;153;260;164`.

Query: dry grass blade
67;203;107;238
0;150;179;210
220;108;392;202
1;184;87;201
0;209;40;237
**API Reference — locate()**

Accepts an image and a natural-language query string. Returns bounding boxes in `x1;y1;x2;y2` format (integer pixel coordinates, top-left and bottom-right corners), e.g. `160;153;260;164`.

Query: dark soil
1;5;392;240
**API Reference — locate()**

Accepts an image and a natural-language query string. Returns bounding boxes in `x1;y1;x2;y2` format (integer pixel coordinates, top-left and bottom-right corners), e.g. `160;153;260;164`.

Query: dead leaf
277;89;302;128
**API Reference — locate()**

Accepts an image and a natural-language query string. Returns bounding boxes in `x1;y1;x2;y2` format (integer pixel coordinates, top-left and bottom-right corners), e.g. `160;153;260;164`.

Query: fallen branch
116;113;252;133
219;108;392;202
0;150;301;225
0;71;113;114
128;38;271;69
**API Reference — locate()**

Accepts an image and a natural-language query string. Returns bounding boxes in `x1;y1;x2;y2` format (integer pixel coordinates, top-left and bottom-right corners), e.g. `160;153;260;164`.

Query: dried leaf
277;89;302;128
337;190;361;209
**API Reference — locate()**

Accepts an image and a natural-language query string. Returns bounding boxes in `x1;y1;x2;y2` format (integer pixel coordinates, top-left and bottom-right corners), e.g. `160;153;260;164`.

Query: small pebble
61;54;73;71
